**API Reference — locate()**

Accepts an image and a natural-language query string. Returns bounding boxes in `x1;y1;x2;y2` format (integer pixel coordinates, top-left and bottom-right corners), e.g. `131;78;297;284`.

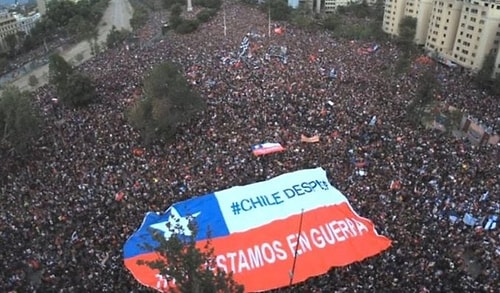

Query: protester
1;3;498;292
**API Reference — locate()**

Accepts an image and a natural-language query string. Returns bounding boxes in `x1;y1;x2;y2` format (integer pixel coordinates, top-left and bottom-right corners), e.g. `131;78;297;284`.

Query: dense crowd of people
1;3;499;292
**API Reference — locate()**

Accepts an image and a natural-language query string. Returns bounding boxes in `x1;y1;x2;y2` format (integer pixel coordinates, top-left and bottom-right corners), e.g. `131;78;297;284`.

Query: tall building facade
383;0;500;75
0;11;41;51
425;0;463;53
36;0;47;15
0;11;18;50
383;0;407;35
324;0;363;13
14;12;41;35
451;1;500;70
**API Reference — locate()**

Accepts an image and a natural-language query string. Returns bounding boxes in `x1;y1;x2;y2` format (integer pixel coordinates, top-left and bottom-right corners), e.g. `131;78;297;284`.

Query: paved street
5;0;133;92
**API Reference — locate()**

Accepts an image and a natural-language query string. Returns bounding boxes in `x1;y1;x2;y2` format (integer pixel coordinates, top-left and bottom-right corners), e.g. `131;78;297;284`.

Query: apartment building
0;11;41;51
425;0;463;53
324;0;363;13
37;0;81;15
383;0;500;75
0;11;18;51
288;0;367;13
383;0;407;35
451;1;500;70
36;0;47;15
415;0;433;44
14;12;41;35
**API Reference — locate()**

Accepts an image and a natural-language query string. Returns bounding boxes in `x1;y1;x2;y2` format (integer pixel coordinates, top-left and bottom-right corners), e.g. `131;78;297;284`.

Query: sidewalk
3;0;133;93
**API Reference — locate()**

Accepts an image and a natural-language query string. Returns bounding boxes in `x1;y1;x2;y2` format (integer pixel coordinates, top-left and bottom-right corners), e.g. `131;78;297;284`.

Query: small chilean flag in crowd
251;142;285;156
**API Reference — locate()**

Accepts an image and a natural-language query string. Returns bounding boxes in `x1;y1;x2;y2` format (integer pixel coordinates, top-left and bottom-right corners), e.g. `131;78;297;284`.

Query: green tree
407;69;440;125
4;33;18;56
88;37;102;56
138;216;244;293
127;62;205;143
171;3;183;17
46;0;78;28
67;14;97;41
75;52;84;63
264;0;292;21
475;52;495;88
197;9;217;23
398;16;417;53
58;72;96;107
373;0;385;21
49;53;95;107
175;19;200;34
130;5;149;31
490;74;500;96
162;0;184;9
290;4;317;30
106;25;131;48
0;85;40;153
196;0;222;9
322;14;342;31
28;75;39;87
49;53;73;89
0;57;8;72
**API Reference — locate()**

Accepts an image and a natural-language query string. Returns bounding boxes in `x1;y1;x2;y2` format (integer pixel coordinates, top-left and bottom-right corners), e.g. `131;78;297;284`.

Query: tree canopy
106;26;131;49
0;85;40;153
407;69;441;125
264;0;292;22
49;53;73;88
49;53;96;107
138;215;244;293
398;16;417;53
127;62;205;144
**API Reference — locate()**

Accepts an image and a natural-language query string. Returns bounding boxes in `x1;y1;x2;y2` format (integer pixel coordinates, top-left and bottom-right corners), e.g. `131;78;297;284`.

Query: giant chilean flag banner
123;168;392;292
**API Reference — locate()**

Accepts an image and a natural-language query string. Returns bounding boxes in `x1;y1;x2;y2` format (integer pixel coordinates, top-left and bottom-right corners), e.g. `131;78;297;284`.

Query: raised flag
123;168;392;292
133;148;145;156
115;191;125;201
390;180;401;190
274;27;284;35
482;215;497;230
301;134;320;143
251;142;285;156
239;35;250;58
329;68;337;79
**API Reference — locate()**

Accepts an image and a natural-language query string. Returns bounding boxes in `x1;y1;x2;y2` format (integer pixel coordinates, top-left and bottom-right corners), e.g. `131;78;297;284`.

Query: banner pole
268;5;271;38
223;3;227;38
289;208;304;286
